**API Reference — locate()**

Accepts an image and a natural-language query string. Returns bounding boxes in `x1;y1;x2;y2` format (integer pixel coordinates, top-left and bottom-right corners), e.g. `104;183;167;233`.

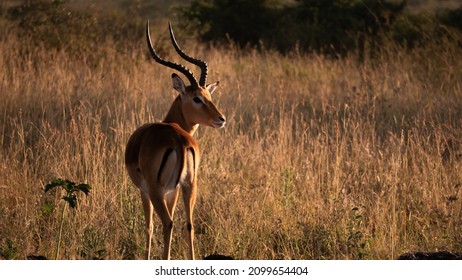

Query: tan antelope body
125;21;225;260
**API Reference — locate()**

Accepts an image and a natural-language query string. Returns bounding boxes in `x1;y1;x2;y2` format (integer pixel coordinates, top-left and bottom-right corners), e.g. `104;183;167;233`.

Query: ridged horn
168;22;208;87
146;20;199;88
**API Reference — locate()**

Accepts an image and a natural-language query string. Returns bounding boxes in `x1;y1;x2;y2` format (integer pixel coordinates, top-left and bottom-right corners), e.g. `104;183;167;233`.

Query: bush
391;13;435;48
178;0;279;47
5;0;144;60
438;6;462;31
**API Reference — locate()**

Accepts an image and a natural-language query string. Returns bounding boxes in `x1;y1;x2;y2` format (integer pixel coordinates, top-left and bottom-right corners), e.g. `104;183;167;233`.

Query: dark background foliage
1;0;461;58
178;0;462;57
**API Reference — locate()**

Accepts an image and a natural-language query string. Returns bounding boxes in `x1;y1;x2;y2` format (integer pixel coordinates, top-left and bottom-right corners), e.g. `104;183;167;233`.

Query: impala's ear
172;73;186;95
206;81;219;94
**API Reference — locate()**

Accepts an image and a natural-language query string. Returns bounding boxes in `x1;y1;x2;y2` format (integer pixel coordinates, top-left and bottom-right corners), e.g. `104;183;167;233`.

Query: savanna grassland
1;5;462;260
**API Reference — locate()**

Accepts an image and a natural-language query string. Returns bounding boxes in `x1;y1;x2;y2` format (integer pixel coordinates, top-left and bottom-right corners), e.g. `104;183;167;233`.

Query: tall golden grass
0;29;461;259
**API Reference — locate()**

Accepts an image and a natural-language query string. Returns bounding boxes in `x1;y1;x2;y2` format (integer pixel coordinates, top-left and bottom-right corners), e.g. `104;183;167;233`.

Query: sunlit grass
0;31;461;259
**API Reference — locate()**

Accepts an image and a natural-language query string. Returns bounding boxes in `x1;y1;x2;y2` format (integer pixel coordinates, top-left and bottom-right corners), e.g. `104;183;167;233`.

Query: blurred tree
438;6;462;31
179;0;282;48
6;0;143;60
179;0;409;58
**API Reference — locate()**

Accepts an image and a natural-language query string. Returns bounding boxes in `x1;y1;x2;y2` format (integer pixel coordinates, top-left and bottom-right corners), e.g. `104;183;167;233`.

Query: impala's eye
193;97;203;104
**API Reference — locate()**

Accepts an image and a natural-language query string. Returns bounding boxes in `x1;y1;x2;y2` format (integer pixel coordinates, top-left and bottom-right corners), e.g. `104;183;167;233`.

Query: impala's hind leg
151;189;179;260
141;191;153;260
151;148;181;260
182;182;196;260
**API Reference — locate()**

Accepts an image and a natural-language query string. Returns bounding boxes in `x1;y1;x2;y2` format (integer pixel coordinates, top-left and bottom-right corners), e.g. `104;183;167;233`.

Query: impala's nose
213;115;226;128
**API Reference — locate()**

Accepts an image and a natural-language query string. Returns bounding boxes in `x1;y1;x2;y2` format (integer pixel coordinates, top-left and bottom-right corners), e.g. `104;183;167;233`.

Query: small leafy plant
44;178;91;259
347;206;369;259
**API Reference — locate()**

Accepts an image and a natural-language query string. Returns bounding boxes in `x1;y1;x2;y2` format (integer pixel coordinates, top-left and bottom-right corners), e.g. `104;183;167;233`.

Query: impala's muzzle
212;116;226;128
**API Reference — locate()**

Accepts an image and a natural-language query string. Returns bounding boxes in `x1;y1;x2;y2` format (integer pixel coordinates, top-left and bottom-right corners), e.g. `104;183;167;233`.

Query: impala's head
171;73;225;128
146;20;226;129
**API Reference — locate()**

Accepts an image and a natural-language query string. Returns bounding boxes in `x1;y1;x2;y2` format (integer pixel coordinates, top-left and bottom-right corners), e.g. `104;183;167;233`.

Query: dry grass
1;31;461;260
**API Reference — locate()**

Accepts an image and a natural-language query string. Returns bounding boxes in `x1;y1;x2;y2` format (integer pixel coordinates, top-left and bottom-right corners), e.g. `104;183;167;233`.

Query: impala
125;21;226;260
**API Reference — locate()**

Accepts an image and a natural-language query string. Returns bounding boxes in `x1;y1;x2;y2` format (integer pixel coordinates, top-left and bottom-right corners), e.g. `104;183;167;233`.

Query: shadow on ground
398;251;462;260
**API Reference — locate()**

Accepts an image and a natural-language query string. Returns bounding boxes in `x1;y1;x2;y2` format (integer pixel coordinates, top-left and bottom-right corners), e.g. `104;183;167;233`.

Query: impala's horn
168;22;208;87
146;20;199;88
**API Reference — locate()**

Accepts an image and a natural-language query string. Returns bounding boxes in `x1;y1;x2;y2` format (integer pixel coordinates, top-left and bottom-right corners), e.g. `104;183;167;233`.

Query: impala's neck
163;96;198;135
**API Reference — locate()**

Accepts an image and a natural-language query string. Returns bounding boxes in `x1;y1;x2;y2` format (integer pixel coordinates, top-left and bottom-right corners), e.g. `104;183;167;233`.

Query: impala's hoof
27;255;48;260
